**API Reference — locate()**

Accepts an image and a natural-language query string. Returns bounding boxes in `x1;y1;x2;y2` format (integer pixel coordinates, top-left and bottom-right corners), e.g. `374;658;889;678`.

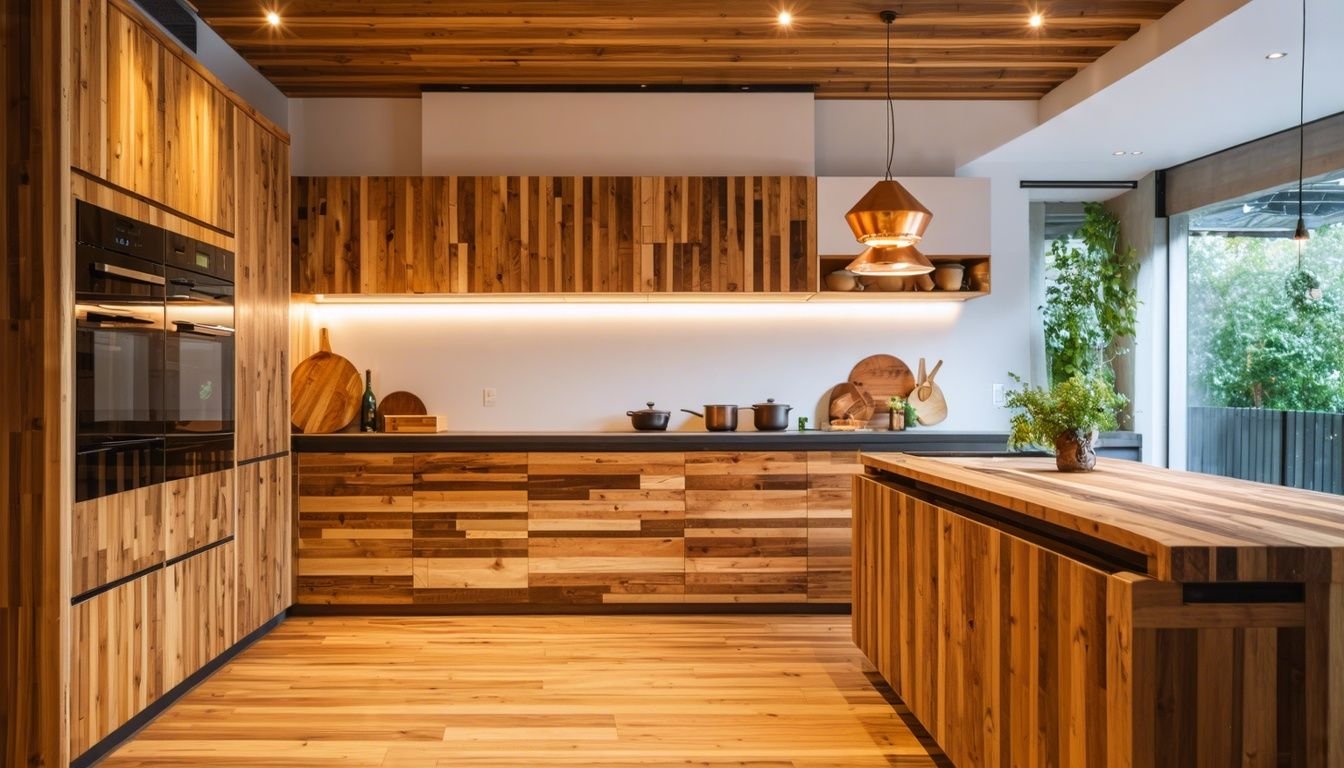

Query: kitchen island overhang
853;452;1344;767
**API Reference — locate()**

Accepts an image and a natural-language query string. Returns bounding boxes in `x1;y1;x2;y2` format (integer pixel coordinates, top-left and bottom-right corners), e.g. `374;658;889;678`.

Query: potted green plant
1004;373;1127;472
887;396;917;431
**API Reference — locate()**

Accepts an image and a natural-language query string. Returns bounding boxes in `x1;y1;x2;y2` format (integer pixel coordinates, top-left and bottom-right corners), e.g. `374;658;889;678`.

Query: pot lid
752;398;791;408
631;401;668;415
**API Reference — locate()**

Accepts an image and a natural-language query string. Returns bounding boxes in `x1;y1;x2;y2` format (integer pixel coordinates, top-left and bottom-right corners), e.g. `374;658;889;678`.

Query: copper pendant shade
847;10;934;249
845;245;934;276
845;181;933;249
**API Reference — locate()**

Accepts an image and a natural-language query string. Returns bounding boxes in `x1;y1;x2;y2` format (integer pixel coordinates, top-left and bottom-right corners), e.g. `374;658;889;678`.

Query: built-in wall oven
74;201;235;501
164;232;234;480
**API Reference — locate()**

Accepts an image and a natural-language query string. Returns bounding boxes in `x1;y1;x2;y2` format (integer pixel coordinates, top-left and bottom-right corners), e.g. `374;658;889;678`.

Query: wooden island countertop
853;452;1344;767
862;452;1344;583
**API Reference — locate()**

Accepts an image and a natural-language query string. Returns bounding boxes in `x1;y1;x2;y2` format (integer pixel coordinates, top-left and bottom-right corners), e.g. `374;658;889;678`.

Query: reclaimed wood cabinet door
805;451;861;603
162;52;235;230
527;452;686;605
413;453;530;604
296;453;415;605
684;452;808;601
105;5;163;202
234;110;291;461
236;455;292;638
70;0;107;177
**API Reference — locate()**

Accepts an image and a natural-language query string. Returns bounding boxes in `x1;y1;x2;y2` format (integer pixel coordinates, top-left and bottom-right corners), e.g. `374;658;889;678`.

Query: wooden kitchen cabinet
236;456;292;638
413;453;530;603
296;450;856;607
296;453;415;604
105;4;163;202
527;452;686;604
292;175;817;296
234;108;292;461
70;483;165;597
161;52;235;231
163;541;237;690
684;452;809;601
163;469;234;560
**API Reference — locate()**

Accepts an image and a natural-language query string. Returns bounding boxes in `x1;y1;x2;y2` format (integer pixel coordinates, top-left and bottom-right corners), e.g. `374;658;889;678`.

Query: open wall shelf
817;254;991;302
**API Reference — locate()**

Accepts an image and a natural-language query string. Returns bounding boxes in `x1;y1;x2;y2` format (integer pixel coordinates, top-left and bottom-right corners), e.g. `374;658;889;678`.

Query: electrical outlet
992;383;1006;406
482;387;497;407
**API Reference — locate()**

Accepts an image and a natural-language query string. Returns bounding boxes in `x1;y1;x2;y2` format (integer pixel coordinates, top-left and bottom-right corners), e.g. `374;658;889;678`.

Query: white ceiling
961;0;1344;192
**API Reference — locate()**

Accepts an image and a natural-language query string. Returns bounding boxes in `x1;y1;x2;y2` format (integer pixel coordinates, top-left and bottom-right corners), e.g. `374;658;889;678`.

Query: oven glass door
165;268;234;437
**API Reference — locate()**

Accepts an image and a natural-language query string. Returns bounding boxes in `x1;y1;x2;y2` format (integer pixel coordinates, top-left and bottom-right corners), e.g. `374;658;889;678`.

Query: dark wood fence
1188;406;1343;495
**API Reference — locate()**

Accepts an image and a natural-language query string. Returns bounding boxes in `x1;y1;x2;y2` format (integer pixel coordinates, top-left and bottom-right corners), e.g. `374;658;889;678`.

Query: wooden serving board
847;354;916;429
909;358;948;426
377;390;427;431
290;328;362;434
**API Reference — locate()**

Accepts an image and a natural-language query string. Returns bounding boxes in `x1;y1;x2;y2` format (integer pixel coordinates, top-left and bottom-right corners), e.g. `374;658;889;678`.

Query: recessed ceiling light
1112;150;1126;156
264;10;280;26
777;10;793;26
1266;51;1288;60
1130;150;1143;156
1028;12;1044;28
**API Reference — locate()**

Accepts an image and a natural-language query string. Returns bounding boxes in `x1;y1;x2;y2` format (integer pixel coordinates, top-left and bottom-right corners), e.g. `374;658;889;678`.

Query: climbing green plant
1042;203;1140;385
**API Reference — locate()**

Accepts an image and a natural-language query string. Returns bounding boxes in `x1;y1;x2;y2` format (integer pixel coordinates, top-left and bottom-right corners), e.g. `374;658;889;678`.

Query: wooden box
382;415;439;433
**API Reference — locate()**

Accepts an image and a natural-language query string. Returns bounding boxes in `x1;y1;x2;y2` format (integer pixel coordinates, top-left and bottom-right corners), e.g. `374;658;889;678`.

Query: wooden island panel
855;457;1344;767
413;453;530;604
527;453;686;604
685;452;808;602
805;450;862;603
296;453;415;604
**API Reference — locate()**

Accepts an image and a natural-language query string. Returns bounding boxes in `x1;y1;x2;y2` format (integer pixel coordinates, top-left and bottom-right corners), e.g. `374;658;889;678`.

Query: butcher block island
853;453;1344;768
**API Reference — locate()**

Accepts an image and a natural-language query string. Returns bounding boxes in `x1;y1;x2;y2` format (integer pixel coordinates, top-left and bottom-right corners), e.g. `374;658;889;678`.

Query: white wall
289;99;423;176
420;92;816;176
815;100;1036;176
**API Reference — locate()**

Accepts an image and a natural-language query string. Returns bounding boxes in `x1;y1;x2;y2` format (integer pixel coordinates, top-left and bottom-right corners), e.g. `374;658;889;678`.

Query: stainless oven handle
92;262;166;285
172;321;235;337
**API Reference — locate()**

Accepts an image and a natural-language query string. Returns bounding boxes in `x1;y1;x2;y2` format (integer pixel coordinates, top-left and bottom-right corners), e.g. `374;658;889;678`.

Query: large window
1177;169;1344;493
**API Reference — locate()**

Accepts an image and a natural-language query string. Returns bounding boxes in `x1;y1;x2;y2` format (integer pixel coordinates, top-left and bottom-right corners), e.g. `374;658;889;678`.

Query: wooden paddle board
290;328;362;434
828;382;875;423
909;358;948;426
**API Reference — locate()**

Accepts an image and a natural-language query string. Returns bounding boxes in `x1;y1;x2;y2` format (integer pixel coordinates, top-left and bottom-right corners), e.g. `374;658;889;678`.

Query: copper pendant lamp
1292;0;1310;242
845;11;934;274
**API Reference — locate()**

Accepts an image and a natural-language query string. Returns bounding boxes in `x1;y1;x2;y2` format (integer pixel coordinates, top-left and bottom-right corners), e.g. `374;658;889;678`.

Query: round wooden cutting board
376;390;428;430
848;354;916;427
291;328;362;434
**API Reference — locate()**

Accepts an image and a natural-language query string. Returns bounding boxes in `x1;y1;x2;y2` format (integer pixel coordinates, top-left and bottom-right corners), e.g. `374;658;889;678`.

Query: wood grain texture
163;542;238;690
163;468;235;560
237;456;292;637
854;471;1340;768
685;452;808;602
190;0;1180;99
291;176;817;295
105;4;163;204
863;453;1344;582
71;0;106;177
71;484;165;596
413;453;530;603
68;570;164;758
528;452;686;604
289;329;363;434
234;107;291;460
2;0;69;764
97;615;944;767
297;453;416;604
161;50;235;230
806;451;861;603
71;172;235;249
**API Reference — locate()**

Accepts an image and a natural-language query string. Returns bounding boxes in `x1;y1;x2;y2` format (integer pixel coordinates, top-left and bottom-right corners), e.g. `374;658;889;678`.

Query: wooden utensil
848;354;916;429
290;328;363;434
909;357;948;426
377;390;427;425
828;382;875;423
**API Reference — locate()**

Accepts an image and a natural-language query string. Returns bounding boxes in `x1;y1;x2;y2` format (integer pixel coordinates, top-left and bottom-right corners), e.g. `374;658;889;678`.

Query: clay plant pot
1053;429;1098;472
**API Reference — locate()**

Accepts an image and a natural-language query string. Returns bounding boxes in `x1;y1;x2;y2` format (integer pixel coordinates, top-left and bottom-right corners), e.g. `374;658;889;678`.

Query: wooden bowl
966;261;990;291
912;274;935;292
933;264;965;291
824;270;860;292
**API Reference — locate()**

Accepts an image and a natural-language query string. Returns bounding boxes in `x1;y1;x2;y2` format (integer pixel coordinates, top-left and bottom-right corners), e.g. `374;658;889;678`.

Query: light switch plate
483;387;497;407
992;383;1005;406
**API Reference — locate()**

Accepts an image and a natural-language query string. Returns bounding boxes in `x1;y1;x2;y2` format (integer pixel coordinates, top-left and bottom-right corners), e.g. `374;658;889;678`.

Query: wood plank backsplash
292;175;817;295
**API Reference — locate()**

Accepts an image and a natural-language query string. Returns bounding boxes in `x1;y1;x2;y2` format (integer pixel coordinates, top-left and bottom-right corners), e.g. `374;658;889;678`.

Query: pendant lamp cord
1297;0;1306;232
884;14;895;181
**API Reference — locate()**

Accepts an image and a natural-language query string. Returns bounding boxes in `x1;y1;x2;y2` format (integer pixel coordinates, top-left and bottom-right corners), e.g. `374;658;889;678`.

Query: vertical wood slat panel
236;455;292;637
291;176;816;295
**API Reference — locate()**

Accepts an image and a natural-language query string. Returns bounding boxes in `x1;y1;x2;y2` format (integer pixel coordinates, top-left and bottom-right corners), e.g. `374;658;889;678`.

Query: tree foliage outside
1187;222;1344;412
1043;203;1140;385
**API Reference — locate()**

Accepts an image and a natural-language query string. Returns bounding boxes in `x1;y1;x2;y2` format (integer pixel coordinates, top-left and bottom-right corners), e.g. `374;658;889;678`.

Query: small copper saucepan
681;404;743;432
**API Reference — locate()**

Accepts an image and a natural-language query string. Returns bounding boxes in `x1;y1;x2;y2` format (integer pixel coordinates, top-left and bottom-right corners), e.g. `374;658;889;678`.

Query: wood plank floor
100;615;946;767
